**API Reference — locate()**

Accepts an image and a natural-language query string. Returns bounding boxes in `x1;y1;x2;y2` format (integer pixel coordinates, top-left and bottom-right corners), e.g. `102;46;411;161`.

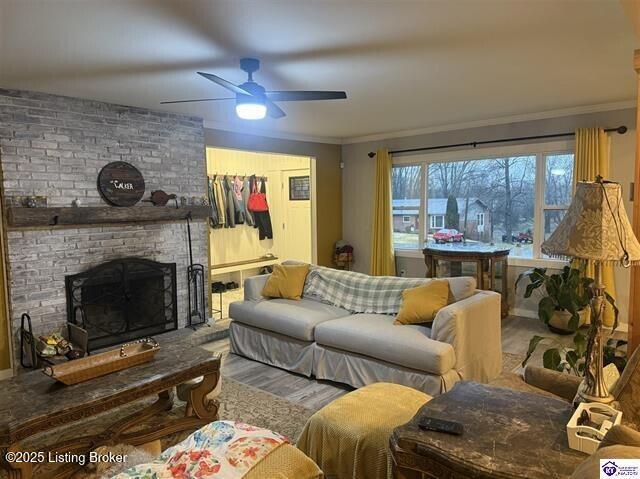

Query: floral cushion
113;421;288;479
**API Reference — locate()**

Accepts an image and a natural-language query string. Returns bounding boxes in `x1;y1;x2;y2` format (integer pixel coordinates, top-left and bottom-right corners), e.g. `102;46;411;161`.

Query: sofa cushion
262;264;310;300
447;277;476;302
314;314;456;375
229;299;351;341
394;280;450;325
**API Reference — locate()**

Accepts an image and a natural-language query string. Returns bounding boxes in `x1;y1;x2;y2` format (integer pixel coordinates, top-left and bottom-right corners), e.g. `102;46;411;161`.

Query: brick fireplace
0;89;209;363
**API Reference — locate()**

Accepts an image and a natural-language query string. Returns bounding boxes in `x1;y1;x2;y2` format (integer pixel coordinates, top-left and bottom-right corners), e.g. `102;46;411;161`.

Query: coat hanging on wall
248;175;273;240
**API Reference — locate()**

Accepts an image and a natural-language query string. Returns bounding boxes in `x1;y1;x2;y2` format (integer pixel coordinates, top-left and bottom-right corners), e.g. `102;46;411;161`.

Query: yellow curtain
370;148;396;276
573;127;616;326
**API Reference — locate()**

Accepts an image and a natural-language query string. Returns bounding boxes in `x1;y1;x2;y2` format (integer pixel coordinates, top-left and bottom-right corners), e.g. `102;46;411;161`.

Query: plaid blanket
303;266;429;314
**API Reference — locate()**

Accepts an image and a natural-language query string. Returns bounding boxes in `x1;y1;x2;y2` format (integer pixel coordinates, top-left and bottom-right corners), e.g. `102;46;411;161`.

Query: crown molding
340;100;636;144
202;119;342;145
202;100;636;146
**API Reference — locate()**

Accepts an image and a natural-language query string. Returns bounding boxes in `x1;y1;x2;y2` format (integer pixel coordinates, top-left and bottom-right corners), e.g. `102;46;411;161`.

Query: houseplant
522;333;626;375
515;265;593;334
518;265;623;375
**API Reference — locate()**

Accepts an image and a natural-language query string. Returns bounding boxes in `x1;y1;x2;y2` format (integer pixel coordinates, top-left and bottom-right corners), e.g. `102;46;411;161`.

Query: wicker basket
43;338;160;385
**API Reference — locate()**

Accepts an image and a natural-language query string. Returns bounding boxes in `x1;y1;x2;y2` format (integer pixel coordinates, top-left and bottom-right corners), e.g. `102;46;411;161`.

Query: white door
281;169;312;263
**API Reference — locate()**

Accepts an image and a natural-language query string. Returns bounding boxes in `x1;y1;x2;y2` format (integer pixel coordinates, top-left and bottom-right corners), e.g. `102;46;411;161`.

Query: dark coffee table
391;381;586;479
0;333;221;479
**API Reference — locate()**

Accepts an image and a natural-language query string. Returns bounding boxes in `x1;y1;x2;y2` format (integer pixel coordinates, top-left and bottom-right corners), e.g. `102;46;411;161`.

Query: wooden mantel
630;49;640;354
6;205;210;229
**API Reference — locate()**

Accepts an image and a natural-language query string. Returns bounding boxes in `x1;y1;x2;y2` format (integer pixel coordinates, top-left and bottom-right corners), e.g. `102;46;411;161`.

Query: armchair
523;345;640;429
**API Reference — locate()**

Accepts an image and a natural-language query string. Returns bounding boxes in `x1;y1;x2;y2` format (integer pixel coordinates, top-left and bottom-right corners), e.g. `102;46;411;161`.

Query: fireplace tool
186;212;207;329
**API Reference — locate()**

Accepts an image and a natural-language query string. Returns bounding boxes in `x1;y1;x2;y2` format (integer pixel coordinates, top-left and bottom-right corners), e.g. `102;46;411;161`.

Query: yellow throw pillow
394;279;450;325
262;264;310;300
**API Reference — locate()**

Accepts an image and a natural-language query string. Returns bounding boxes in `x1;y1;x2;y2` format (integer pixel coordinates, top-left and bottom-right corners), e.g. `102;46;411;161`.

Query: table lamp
541;177;640;403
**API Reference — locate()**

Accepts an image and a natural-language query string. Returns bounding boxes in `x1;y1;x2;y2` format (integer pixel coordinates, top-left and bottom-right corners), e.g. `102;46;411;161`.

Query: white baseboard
0;368;13;380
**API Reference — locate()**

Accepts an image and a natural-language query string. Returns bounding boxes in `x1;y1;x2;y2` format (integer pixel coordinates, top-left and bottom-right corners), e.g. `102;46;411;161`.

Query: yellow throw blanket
245;443;323;479
297;382;431;479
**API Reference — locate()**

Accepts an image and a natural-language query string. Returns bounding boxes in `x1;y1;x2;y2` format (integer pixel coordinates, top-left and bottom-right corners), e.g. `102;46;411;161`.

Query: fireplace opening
66;258;177;351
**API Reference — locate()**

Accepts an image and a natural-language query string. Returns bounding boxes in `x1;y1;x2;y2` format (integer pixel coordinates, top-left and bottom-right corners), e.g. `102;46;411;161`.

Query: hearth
66;258;177;351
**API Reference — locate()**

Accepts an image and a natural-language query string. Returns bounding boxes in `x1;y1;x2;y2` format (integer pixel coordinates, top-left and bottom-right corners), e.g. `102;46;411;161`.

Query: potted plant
522;333;626;375
518;267;623;375
516;265;593;334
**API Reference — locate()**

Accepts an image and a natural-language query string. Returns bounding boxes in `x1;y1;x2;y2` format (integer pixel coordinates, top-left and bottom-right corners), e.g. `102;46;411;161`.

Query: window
392;164;422;249
543;154;573;241
390;142;574;261
430;215;444;229
402;215;412;224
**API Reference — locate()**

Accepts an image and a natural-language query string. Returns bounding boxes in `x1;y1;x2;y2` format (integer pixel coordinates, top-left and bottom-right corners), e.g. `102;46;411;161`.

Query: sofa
228;267;502;396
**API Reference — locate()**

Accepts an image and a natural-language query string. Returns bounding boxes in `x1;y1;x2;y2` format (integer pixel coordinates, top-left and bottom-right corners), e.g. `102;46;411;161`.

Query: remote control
418;416;464;436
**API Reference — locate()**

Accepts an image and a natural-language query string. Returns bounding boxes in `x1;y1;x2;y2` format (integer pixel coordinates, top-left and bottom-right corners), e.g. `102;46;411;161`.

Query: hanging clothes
207;178;221;228
232;176;246;225
251;177;273;240
214;177;226;227
241;177;254;226
224;176;236;228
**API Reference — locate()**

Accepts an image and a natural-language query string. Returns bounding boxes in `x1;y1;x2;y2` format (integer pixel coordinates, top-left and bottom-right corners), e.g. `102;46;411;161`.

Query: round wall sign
97;161;145;207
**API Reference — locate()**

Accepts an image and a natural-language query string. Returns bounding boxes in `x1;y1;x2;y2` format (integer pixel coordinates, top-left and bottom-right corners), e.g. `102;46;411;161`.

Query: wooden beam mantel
6;205;210;229
629;49;640;354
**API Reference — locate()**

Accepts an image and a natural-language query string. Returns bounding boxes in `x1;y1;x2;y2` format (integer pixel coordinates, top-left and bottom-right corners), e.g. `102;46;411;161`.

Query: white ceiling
0;0;637;142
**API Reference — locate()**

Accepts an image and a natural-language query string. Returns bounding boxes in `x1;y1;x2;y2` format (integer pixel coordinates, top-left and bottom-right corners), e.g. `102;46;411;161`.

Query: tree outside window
390;146;574;259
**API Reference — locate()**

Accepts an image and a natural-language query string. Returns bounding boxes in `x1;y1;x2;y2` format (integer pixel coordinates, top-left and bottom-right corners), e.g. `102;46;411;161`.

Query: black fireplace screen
66;258;177;351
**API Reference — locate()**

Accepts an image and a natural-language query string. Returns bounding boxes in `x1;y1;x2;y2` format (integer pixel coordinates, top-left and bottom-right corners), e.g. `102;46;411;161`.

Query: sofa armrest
600;425;640;449
523;366;581;402
431;290;502;383
244;274;271;301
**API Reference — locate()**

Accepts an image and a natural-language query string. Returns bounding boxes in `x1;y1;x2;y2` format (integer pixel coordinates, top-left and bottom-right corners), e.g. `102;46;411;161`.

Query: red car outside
433;228;464;244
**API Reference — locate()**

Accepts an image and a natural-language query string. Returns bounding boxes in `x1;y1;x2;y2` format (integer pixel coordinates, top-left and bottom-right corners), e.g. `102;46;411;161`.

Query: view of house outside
392;153;574;258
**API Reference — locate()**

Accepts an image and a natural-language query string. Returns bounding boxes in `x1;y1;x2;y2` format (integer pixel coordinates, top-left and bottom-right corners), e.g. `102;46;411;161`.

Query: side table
391;381;586;479
423;244;510;317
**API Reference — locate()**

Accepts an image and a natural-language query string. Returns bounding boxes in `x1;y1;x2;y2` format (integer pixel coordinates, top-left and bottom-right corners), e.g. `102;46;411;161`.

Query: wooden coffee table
0;333;221;479
391;381;586;479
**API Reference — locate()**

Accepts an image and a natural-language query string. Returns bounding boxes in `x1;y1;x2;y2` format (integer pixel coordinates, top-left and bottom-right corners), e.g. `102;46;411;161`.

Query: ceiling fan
161;58;347;120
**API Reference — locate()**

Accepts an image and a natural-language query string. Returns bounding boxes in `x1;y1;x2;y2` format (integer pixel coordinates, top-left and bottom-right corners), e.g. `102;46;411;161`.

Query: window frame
391;140;573;267
402;215;412;224
429;214;444;229
476;212;485;227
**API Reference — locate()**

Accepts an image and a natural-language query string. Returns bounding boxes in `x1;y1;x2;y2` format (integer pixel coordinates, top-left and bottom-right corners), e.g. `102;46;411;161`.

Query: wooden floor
200;315;598;412
201;338;352;411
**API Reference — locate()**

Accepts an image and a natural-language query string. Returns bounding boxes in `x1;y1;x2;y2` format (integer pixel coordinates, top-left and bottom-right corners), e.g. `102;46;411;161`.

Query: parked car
502;231;533;244
433;228;464;244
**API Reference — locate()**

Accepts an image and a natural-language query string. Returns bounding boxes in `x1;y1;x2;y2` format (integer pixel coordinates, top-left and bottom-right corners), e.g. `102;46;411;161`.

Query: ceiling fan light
235;102;266;120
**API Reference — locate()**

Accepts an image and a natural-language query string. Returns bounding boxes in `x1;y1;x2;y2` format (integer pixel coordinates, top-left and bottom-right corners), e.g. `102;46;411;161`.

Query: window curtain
573;127;616;326
370;148;396;276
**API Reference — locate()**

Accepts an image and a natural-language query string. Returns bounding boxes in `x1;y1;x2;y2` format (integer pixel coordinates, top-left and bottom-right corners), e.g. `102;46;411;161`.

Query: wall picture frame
289;175;310;201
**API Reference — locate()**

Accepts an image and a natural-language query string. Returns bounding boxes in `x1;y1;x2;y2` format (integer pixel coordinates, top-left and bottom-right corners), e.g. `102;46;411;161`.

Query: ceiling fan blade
197;71;251;96
160;98;235;104
265;91;347;102
265;100;286;119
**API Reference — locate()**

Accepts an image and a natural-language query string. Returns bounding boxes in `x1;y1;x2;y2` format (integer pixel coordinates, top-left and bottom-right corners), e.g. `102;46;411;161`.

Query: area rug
13;376;312;479
502;351;525;374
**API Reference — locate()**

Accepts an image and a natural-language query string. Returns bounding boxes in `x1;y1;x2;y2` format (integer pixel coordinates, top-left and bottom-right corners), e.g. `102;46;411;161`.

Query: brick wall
0;89;207;358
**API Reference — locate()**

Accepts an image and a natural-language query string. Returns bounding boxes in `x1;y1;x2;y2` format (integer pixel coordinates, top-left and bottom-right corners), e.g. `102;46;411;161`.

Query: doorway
205;147;314;319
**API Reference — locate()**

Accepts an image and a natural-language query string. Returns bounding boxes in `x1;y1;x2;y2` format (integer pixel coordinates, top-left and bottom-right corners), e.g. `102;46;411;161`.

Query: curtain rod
366;126;627;158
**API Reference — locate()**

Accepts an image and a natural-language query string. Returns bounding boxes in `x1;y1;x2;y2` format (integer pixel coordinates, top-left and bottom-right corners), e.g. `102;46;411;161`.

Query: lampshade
541;180;640;266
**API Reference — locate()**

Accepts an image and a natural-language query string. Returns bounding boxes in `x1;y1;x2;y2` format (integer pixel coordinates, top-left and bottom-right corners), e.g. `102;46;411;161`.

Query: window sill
508;257;567;269
394;249;568;269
